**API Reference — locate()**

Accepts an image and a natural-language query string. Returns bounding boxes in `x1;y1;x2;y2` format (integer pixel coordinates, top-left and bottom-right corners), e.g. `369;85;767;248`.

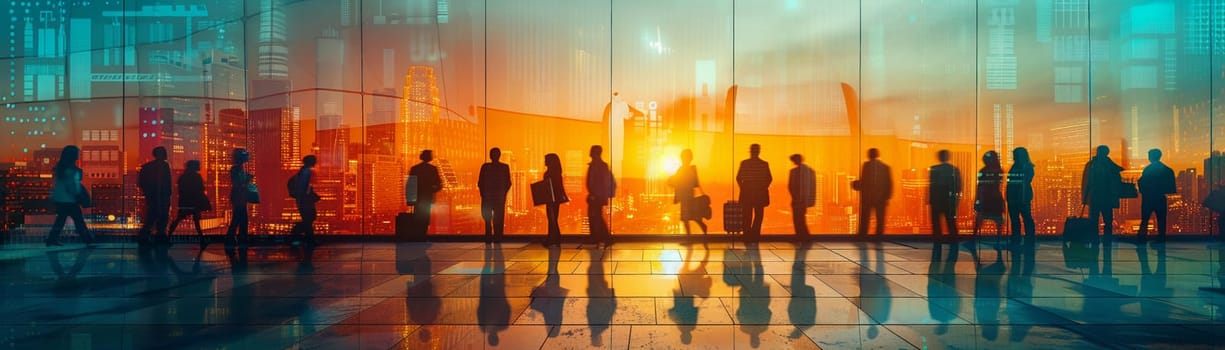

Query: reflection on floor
0;240;1222;349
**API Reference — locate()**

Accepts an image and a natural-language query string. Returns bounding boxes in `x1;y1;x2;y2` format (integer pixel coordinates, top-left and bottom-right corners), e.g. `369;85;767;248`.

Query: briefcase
395;211;416;241
531;178;568;206
1118;182;1138;199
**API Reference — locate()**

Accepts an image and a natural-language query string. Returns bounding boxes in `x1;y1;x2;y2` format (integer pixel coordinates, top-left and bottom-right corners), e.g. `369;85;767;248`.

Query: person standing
788;154;816;237
1082;145;1124;242
478;148;512;244
168;160;211;248
138;146;173;245
409;150;443;237
973;151;1006;241
856;148;893;236
928;150;961;242
226;148;254;246
1006;147;1036;247
1138;149;1176;243
669;149;707;236
736;144;772;240
46;146;94;246
542;153;566;246
586;145;616;246
290;155;321;246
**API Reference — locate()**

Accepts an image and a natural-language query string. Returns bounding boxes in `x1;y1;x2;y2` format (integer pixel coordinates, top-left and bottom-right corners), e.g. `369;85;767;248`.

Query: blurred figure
974;151;1006;242
1006;147;1036;247
735;244;770;348
543;153;566;246
530;245;569;340
46;145;94;246
585;247;616;346
168;160;210;248
736;144;772;240
138;146;173;245
478;148;512;244
789;154;817;237
1082;145;1123;242
225;148;254;246
669;149;708;236
928;150;962;242
477;245;510;346
409;150;443;237
290;155;320;246
1137;149;1176;244
586;145;616;246
856;148;893;236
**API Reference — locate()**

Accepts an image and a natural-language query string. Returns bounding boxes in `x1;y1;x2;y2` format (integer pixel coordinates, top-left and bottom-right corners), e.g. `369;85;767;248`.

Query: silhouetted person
856;148;893;236
543;153;566;246
409;150;442;237
586;145;615;245
1138;149;1176;243
1006;147;1036;247
225;148;254;246
1082;145;1123;242
168;160;210;248
290;155;320;246
788;243;816;340
397;242;440;343
477;246;510;346
927;242;960;337
585;247;616;346
928;150;961;241
46;145;94;246
478;148;511;244
735;244;770;348
669;149;707;236
138;146;173;245
670;245;711;344
974;151;1006;242
789;154;816;237
736;144;772;240
530;246;569;339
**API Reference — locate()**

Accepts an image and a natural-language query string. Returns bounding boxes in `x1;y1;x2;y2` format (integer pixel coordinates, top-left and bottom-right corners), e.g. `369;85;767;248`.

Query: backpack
287;172;301;199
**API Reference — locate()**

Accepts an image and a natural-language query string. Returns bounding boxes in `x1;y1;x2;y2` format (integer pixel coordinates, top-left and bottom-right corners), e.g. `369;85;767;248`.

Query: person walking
409;150;443;237
1137;148;1176;244
586;145;616;246
736;144;772;241
226;148;254;246
788;154;816;237
290;155;320;246
478;148;512;244
168;160;211;248
669;149;708;237
929;150;961;242
855;148;893;237
137;146;173;245
46;146;95;247
1082;145;1124;242
1006;147;1036;247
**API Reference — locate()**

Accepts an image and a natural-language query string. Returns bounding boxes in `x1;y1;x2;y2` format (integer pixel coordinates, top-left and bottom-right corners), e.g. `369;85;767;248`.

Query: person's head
489;147;501;162
1148;148;1162;163
1013;147;1032;166
232;148;249;165
185;160;201;173
419;149;433;163
544;153;561;171
152;146;167;161
749;144;761;158
867;148;880;160
589;145;603;159
681;149;694;165
1096;145;1110;157
302;155;317;168
55;145;80;172
790;154;803;165
983;150;1000;167
937;149;950;163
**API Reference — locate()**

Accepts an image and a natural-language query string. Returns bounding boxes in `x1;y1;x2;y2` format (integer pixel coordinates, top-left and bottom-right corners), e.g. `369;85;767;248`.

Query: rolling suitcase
723;200;744;234
1062;206;1097;244
395;212;416;241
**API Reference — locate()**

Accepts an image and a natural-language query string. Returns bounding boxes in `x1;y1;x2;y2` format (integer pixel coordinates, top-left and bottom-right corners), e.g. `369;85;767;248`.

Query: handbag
246;182;261;204
1118;181;1138;199
77;185;93;208
695;194;713;220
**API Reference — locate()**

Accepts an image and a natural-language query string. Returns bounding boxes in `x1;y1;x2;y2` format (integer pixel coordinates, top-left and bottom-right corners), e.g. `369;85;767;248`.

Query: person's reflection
47;247;95;295
736;243;770;348
669;242;712;344
973;248;1005;342
224;245;251;331
855;242;891;340
1137;243;1171;320
927;243;959;337
788;242;816;340
477;245;510;346
585;246;616;346
396;242;440;342
1006;243;1036;343
530;245;569;340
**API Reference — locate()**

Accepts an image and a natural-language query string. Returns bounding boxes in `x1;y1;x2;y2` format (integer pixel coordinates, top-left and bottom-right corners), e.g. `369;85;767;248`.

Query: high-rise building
205;108;248;221
248;107;301;233
254;0;290;79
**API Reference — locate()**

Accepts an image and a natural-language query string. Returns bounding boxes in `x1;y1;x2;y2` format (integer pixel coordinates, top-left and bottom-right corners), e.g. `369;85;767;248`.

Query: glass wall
1;0;1222;237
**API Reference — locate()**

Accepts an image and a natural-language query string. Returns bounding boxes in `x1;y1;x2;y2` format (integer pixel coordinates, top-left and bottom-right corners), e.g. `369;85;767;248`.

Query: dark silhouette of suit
928;163;961;237
1138;161;1176;240
789;164;816;236
586;159;615;242
857;159;893;235
410;162;442;236
168;171;209;239
138;159;172;242
478;161;511;239
1082;155;1123;238
736;157;772;237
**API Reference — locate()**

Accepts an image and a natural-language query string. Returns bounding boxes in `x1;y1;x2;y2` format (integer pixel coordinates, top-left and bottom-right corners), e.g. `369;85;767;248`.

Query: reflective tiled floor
1;239;1223;349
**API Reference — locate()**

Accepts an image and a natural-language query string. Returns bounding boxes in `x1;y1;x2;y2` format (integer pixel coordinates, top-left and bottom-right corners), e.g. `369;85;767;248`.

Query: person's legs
794;203;809;236
945;207;958;237
1102;209;1115;239
153;205;169;241
47;203;72;244
481;200;493;238
546;204;560;243
857;202;870;235
168;211;187;236
1155;205;1168;240
300;201;317;242
414;200;433;236
493;201;506;240
67;204;90;242
1138;204;1154;240
873;204;887;235
931;207;943;237
191;211;203;237
590;202;609;242
139;201;155;242
1089;206;1104;235
750;206;765;237
695;219;708;234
